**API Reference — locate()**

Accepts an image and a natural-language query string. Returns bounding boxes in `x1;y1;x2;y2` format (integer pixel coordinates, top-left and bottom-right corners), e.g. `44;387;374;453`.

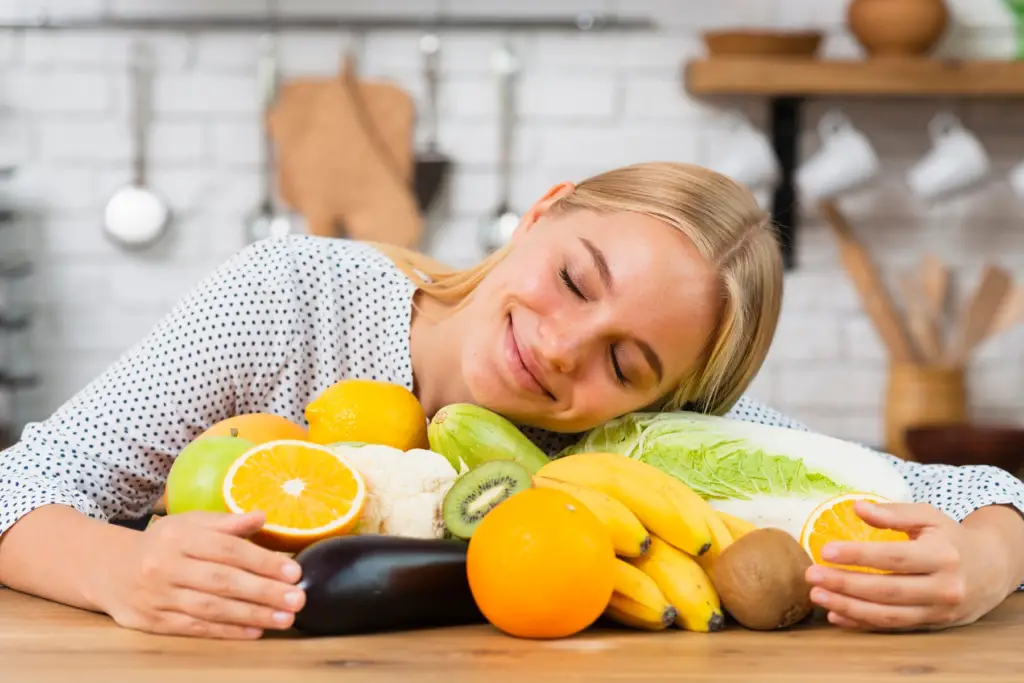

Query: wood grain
2;589;1024;683
684;57;1024;97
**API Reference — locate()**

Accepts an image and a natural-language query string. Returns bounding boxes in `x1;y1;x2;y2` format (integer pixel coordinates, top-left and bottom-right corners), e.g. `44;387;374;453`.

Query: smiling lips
505;314;555;400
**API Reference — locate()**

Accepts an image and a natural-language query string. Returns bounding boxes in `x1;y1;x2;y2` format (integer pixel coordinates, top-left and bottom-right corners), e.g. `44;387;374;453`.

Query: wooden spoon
820;201;916;363
943;265;1013;365
915;253;949;358
899;271;942;364
987;284;1024;339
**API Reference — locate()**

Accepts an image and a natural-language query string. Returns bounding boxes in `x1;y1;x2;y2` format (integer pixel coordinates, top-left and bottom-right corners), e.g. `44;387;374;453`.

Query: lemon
305;379;429;451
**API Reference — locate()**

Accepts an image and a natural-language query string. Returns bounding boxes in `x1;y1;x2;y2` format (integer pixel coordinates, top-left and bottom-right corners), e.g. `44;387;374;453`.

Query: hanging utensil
478;42;520;254
943;264;1013;366
412;33;451;214
103;41;171;251
245;34;295;244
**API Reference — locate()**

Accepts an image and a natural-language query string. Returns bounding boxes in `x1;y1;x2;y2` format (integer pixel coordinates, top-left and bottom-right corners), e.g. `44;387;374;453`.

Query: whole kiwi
711;527;814;631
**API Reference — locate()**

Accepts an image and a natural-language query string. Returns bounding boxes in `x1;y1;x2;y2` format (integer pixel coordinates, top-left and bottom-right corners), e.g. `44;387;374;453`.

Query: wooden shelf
685;58;1024;97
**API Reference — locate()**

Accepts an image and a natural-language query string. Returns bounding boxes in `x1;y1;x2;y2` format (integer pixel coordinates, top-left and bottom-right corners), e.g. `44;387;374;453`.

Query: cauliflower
330;444;460;539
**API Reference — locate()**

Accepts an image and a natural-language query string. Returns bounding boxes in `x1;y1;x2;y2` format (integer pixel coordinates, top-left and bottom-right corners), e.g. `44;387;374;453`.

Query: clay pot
847;0;950;56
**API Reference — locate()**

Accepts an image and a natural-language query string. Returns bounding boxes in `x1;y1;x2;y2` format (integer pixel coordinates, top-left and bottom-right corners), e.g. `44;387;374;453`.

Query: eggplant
293;535;486;636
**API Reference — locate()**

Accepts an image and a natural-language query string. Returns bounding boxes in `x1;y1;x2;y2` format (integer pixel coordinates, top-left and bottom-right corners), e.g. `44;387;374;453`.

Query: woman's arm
0;238;306;636
726;395;1024;630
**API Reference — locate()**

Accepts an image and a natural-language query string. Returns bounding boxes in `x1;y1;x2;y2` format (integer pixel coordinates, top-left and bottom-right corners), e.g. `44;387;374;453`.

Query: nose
536;317;588;375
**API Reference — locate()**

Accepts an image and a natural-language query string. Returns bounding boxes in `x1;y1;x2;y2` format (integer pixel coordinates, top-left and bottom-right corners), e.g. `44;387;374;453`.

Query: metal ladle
103;41;171;251
245;34;295;243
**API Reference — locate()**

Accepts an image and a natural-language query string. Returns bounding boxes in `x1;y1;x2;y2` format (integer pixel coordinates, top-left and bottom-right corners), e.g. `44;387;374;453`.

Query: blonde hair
373;161;782;417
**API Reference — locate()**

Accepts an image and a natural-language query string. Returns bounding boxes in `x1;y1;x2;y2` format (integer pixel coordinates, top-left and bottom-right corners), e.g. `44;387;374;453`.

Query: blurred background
0;0;1022;469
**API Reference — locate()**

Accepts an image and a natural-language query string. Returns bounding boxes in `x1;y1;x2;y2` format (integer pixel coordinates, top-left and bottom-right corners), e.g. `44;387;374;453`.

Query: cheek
505;256;560;313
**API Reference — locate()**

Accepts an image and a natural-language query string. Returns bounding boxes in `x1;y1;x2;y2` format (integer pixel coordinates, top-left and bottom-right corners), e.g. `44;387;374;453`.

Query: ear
512;182;576;240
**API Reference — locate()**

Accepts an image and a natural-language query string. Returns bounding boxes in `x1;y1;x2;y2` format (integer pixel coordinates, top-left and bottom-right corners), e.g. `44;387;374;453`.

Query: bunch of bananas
535;452;757;632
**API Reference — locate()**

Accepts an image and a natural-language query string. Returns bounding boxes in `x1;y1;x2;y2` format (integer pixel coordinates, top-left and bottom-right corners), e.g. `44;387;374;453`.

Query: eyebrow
581;237;613;292
580;237;664;384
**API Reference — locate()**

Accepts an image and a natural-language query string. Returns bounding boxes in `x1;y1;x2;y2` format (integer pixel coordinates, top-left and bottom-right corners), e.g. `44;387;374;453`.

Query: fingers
165;588;296;631
172;558;306;613
806;564;967;607
809;587;935;632
854;501;953;533
826;611;865;630
820;536;960;575
178;510;267;536
183;527;302;584
148;611;265;640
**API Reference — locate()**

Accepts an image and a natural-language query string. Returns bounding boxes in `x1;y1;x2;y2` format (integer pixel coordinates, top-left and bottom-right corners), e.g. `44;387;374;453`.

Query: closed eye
611;345;628;386
559;266;586;300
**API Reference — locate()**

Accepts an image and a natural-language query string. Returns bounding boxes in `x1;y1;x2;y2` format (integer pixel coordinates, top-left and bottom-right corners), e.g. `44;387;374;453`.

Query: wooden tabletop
2;588;1023;683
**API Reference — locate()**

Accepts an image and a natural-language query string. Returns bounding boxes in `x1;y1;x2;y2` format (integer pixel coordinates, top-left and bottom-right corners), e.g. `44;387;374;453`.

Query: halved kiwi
442;459;533;540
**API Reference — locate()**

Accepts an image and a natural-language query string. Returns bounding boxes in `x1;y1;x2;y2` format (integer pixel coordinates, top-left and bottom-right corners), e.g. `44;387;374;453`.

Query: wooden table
2;588;1023;683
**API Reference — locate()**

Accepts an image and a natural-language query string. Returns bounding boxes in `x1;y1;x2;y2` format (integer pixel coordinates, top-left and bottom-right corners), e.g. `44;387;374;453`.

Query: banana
695;510;734;581
533;476;651;557
604;558;677;631
628;535;725;633
538;453;713;557
716;510;758;540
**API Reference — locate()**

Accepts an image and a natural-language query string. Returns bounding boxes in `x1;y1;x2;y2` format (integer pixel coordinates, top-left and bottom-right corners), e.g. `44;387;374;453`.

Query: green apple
166;432;256;514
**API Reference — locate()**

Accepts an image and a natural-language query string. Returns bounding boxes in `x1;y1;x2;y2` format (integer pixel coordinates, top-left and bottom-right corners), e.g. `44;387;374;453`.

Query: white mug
1008;159;1024;202
906;112;990;201
708;110;780;191
796;109;879;200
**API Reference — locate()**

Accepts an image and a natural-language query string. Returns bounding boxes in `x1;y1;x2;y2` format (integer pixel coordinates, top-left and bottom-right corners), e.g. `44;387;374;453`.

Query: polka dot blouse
2;236;1023;579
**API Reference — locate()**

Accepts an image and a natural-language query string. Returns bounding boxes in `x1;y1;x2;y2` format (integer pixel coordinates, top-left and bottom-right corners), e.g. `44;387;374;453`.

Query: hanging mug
796;109;880;200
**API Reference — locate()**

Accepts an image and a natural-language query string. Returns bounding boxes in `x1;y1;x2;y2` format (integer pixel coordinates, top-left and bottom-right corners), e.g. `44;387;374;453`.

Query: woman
0;163;1021;639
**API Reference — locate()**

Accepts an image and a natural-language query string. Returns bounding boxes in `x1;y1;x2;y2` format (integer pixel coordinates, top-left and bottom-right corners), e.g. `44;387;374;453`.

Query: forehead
567;211;721;376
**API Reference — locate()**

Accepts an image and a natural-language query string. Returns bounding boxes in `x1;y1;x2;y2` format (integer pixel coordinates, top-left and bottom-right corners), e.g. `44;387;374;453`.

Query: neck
409;291;465;418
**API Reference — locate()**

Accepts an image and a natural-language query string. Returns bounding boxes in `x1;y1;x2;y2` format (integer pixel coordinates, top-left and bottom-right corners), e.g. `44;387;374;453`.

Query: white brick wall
0;0;1022;448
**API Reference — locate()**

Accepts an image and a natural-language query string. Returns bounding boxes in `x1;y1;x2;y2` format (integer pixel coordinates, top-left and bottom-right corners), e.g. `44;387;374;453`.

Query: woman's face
452;183;722;433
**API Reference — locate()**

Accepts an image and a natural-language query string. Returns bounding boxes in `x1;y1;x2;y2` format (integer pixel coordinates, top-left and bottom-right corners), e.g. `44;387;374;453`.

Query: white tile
842;316;889;362
534;122;705;169
21;32;192;69
766;312;844;361
518;74;617;120
4;165;102;211
211;121;263;166
622;77;719;121
0;71;111;113
151;74;261;116
774;360;886;410
0;0;104;20
277;32;356;76
528;33;703;72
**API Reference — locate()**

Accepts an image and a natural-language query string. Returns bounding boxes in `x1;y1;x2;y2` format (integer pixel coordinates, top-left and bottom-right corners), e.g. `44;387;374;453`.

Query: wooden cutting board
268;61;423;247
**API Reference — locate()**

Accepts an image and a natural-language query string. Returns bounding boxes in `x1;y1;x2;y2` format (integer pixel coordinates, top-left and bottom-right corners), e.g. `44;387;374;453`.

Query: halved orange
799;493;910;574
222;440;366;552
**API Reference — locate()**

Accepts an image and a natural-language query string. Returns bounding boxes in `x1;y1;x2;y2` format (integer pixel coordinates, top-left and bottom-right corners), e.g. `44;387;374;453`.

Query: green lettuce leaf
556;412;848;501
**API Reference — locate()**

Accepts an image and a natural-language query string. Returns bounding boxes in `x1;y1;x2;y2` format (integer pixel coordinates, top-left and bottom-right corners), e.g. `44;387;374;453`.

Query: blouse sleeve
0;238;301;537
723;396;1024;527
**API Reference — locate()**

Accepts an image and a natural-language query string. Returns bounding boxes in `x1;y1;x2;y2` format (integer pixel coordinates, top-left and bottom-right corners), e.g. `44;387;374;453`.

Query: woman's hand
90;511;305;640
804;501;1020;632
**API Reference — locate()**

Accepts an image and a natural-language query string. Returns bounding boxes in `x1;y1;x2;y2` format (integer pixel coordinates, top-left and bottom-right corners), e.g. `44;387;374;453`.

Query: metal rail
0;12;654;33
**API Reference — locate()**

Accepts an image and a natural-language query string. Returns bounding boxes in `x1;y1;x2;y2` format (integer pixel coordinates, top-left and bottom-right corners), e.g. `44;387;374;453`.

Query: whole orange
466;487;616;639
199;413;309;444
